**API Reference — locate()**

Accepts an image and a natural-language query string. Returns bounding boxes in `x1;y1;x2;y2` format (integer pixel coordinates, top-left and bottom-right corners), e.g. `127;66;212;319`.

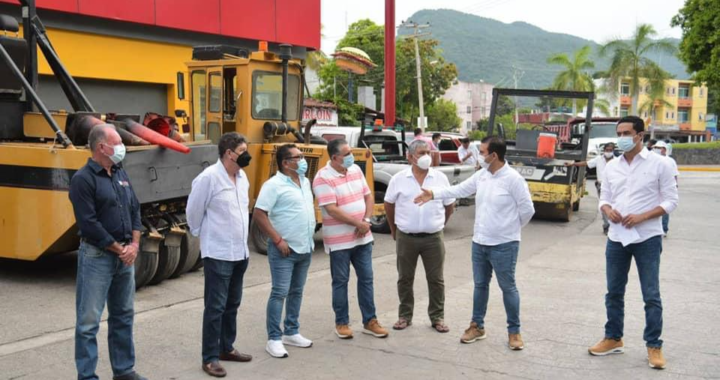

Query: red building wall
0;0;321;50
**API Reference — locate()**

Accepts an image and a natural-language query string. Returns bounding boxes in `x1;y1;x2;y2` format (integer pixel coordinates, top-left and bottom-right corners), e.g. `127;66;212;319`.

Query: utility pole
401;21;431;132
512;65;525;127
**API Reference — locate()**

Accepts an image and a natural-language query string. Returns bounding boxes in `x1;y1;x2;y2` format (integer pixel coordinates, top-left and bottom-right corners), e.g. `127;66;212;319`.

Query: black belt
81;238;131;247
400;231;440;238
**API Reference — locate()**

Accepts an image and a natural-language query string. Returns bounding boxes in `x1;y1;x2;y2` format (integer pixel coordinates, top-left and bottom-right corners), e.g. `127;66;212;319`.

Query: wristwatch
363;217;372;223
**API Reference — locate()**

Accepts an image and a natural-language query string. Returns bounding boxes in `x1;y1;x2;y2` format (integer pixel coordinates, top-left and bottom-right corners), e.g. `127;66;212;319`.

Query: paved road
1;172;718;379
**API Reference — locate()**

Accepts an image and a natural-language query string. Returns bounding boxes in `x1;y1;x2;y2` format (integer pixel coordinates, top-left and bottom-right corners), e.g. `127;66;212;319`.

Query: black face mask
236;151;252;168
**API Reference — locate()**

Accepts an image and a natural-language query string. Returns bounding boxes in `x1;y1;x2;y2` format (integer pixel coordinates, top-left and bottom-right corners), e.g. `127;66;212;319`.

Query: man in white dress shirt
415;136;534;350
652;140;679;237
587;116;678;370
384;140;455;333
187;132;253;377
457;138;481;168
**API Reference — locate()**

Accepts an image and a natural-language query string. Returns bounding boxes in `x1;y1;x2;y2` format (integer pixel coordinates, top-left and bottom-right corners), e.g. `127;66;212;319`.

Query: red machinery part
121;118;191;154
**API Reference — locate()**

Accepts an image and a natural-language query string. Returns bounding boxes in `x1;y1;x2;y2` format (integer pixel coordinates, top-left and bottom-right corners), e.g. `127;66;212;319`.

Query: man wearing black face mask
187;132;253;377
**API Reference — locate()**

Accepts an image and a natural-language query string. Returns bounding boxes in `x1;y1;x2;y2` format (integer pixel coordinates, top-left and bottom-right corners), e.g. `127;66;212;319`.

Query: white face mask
653;148;664;155
416;154;432;170
478;154;493;170
104;143;126;164
604;152;614;159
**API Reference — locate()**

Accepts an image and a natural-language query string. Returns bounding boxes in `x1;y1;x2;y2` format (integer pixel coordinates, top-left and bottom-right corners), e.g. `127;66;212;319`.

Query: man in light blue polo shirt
254;144;316;359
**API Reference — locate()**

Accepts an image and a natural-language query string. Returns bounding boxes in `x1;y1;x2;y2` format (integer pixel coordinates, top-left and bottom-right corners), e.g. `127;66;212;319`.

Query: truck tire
134;236;160;290
189;254;204;272
250;218;269;255
148;233;182;285
370;191;390;234
572;200;580;212
170;232;201;279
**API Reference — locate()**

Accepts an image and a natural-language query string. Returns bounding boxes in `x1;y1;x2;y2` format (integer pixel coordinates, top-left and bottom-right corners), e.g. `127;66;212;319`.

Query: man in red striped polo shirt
312;139;389;340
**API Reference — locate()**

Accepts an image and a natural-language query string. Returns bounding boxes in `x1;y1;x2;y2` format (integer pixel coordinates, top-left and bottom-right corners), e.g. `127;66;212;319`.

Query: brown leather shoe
219;349;252;362
202;361;227;378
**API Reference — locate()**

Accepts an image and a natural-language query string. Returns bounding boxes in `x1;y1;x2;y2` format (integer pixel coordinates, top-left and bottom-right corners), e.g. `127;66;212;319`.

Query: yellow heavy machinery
0;2;375;288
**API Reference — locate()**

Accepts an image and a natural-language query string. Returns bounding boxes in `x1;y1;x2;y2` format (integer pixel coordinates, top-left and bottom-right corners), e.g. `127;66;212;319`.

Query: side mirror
176;72;185;100
175;109;188;118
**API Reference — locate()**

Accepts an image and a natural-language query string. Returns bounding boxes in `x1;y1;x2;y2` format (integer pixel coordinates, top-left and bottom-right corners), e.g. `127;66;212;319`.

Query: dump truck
0;1;375;287
487;88;594;221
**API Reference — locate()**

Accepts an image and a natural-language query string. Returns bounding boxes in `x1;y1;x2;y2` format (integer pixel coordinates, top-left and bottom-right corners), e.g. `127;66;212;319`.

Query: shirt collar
404;167;435;178
87;158;119;174
620;147;649;164
324;161;348;178
489;162;509;177
214;159;243;179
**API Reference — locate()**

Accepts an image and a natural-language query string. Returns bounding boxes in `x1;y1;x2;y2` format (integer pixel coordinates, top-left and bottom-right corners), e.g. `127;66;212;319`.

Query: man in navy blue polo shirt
69;124;147;380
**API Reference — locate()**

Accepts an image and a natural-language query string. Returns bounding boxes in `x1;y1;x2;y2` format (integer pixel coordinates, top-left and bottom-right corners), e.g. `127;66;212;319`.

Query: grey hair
327;138;348;158
408;139;428;155
88;124;116;152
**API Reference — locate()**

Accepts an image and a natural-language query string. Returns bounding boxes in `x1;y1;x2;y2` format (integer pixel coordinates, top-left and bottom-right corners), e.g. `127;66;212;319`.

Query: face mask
236;151;252;168
617;136;637;152
105;143;126;164
416;154;432;170
478;154;493;170
341;153;354;169
653;148;664;155
294;158;308;176
604;152;614;159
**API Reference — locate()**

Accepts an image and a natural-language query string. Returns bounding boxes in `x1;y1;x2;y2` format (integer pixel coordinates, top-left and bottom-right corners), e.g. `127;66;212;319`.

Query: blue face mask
342;153;354;169
294;158;308;176
617;136;637;152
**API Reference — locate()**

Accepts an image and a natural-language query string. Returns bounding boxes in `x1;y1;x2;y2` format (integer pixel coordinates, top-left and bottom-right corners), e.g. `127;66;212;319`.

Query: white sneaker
265;340;288;358
282;334;313;348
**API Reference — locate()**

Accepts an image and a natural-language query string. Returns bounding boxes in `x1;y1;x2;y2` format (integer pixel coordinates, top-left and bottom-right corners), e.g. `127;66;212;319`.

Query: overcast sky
321;0;686;54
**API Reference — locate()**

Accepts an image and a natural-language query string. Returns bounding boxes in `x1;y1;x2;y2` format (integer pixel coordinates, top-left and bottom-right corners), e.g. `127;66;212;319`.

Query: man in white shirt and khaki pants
384;140;456;333
187;132;254;378
588;116;679;370
415;136;535;350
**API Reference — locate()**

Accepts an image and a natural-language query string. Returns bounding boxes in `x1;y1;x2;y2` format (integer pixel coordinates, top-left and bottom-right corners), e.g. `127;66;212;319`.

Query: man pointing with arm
415;136;534;350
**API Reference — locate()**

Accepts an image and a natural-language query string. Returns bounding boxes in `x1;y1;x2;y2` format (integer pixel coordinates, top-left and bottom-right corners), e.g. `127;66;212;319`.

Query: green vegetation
426;99;462;132
672;141;720;150
547;46;595;114
401;9;689;89
313;19;457;126
598;24;677;115
672;0;720;115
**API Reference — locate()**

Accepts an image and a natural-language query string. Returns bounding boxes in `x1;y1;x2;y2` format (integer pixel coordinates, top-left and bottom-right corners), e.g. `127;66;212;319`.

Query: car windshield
252;71;300;120
590;123;617;138
364;136;401;156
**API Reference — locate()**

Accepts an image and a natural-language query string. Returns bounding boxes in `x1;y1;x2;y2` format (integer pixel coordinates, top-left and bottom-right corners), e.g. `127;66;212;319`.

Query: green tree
547;45;595;115
672;0;720;115
314;19;457;126
598;24;677;115
426;99;461;132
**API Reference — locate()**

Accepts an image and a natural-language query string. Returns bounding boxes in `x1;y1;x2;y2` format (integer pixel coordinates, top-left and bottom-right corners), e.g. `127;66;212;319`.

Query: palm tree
547;45;595;115
599;24;677;115
638;68;673;138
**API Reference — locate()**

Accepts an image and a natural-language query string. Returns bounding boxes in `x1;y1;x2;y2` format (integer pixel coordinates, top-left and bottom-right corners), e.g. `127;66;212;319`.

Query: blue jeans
604;236;663;347
329;242;377;325
471;241;521;334
662;214;669;233
75;241;136;380
202;257;249;363
266;242;312;340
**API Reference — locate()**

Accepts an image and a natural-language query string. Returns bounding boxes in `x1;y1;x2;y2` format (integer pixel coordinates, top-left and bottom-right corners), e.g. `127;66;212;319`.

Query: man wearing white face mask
566;142;617;234
415;136;534;350
384;140;456;333
69;124;147;380
254;144;316;358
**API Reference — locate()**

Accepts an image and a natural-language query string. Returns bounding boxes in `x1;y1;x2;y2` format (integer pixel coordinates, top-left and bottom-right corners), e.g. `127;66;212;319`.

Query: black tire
572;200;580;212
369;191;390;234
170;231;201;279
250;217;269;255
189;254;204;272
134;236;160;290
148;234;182;285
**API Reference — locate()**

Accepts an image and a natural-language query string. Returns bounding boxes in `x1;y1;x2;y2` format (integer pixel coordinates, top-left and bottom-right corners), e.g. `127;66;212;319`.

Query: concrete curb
678;167;720;172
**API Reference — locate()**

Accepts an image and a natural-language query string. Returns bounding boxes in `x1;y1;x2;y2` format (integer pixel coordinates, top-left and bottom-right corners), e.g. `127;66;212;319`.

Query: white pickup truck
310;126;476;233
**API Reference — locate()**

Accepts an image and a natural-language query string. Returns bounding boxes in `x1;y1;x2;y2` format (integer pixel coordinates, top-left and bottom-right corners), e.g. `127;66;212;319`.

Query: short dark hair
603;142;616;150
432;133;441;140
276;143;297;172
327;138;348;158
218;132;247;157
481;136;507;161
617;116;644;134
648;138;658;145
414;128;422;136
460;137;470;144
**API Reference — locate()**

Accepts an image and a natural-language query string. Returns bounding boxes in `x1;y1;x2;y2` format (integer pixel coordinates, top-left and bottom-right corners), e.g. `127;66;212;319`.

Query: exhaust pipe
279;44;292;124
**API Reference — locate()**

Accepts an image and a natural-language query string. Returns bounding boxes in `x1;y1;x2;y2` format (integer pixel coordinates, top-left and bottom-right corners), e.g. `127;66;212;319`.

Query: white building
442;80;494;134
